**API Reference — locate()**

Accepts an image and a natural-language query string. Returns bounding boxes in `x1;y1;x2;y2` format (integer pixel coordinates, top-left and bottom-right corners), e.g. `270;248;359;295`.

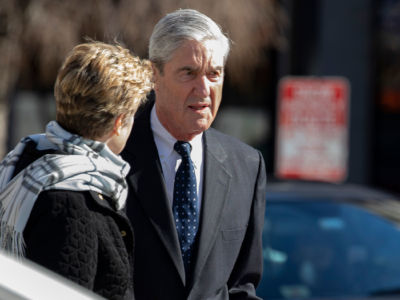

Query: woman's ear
113;114;124;136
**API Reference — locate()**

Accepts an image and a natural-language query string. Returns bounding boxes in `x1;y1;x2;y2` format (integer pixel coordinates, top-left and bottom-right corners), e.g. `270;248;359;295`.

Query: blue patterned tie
173;141;199;273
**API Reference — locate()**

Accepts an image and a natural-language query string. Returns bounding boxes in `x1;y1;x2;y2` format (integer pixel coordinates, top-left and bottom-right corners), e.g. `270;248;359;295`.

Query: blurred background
0;0;399;194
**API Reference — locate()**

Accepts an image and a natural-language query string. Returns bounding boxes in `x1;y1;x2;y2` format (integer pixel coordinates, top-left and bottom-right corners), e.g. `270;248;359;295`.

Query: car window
258;200;400;299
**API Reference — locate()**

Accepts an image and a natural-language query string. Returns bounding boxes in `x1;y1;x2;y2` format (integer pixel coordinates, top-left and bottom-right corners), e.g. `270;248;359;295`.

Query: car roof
265;181;399;202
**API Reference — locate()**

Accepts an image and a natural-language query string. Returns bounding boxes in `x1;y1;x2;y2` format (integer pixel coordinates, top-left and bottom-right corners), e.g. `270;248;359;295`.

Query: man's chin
180;125;208;141
193;121;211;133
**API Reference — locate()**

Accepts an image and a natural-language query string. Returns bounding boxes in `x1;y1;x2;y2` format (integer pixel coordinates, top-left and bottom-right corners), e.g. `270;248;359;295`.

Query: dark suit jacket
121;101;267;300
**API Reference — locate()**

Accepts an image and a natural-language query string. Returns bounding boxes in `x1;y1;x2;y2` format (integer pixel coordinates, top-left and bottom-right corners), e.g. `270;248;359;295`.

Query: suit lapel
124;103;186;284
191;129;232;286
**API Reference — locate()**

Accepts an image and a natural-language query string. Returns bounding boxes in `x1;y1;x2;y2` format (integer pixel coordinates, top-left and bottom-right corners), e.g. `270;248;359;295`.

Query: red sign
275;77;350;182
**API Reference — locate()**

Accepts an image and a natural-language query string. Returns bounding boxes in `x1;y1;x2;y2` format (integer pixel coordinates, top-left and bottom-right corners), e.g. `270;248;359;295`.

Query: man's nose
194;75;211;98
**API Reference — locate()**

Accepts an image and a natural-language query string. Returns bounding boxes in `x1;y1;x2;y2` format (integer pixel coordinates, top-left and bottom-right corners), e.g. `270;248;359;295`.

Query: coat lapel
124;103;186;284
191;129;232;286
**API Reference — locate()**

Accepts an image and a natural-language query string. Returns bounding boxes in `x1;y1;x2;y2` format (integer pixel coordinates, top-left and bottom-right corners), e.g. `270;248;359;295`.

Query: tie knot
174;141;192;158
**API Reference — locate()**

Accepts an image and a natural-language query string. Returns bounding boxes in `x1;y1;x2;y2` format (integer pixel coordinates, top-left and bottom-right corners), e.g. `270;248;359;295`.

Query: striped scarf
0;121;130;258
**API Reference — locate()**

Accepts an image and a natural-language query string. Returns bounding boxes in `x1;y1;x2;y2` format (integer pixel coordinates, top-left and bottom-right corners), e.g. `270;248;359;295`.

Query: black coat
14;140;135;300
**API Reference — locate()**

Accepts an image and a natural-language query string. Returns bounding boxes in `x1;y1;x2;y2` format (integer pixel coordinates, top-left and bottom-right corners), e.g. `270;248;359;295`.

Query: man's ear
152;63;161;92
113;114;124;136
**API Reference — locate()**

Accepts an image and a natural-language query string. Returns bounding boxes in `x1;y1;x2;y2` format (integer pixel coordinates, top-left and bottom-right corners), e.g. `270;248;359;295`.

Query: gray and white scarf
0;121;130;258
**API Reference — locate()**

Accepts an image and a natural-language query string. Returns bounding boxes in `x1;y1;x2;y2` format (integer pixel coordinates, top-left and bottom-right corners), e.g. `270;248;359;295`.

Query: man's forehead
170;39;225;68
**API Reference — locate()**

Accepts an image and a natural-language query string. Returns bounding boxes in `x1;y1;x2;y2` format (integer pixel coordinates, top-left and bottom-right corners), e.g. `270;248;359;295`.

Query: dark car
257;181;400;300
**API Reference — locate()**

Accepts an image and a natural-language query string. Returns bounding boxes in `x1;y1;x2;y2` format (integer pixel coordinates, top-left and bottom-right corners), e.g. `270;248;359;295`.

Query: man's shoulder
206;127;259;155
205;127;266;180
205;127;264;170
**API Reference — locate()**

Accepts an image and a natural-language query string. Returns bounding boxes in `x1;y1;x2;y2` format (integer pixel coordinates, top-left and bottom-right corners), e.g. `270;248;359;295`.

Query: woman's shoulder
11;139;58;178
31;190;92;220
32;190;118;221
38;189;89;203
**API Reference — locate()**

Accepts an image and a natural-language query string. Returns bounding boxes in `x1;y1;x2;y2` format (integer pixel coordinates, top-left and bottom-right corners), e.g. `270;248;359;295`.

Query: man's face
153;39;225;141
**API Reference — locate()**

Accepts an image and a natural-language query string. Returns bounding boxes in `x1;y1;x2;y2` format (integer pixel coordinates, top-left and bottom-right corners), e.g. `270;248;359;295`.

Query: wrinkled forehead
169;39;225;68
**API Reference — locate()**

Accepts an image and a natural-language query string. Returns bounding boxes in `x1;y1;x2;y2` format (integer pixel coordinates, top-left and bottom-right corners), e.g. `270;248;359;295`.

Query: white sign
275;77;350;182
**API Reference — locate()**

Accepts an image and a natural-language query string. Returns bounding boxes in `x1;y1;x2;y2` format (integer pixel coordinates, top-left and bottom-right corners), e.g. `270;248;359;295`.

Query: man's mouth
189;103;210;111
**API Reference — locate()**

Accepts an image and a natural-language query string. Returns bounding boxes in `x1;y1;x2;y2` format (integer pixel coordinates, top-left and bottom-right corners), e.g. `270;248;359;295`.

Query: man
122;9;267;300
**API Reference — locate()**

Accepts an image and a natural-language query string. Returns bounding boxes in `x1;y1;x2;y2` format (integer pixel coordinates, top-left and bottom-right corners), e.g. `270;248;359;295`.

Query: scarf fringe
0;222;26;259
0;175;27;259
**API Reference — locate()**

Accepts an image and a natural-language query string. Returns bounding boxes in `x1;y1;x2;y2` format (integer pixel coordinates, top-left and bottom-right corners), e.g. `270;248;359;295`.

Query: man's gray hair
149;9;230;72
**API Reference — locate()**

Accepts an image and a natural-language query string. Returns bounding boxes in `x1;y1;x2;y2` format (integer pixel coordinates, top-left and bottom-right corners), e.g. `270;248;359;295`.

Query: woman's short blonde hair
54;41;153;139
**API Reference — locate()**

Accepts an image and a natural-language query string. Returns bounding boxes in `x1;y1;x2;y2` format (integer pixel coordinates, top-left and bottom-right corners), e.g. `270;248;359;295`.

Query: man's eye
208;70;222;80
178;70;195;81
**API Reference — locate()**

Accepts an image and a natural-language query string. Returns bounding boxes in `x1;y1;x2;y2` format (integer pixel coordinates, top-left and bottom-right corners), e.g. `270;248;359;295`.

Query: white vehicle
0;250;104;300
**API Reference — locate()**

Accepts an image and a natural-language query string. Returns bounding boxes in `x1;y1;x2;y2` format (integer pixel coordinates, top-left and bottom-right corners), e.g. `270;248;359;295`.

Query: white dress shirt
150;106;204;209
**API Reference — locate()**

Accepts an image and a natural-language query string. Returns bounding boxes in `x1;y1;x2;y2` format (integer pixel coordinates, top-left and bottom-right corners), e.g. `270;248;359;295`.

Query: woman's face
107;114;134;154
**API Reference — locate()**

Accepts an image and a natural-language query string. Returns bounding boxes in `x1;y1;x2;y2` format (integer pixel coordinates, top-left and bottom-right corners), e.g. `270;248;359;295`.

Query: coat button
121;230;127;237
98;194;104;200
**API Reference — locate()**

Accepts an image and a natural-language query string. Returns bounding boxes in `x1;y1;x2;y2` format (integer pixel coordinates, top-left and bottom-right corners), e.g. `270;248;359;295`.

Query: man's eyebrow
177;66;197;72
176;65;223;73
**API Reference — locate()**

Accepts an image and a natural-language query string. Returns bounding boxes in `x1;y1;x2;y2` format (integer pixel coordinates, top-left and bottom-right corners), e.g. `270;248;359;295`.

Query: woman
0;41;152;299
